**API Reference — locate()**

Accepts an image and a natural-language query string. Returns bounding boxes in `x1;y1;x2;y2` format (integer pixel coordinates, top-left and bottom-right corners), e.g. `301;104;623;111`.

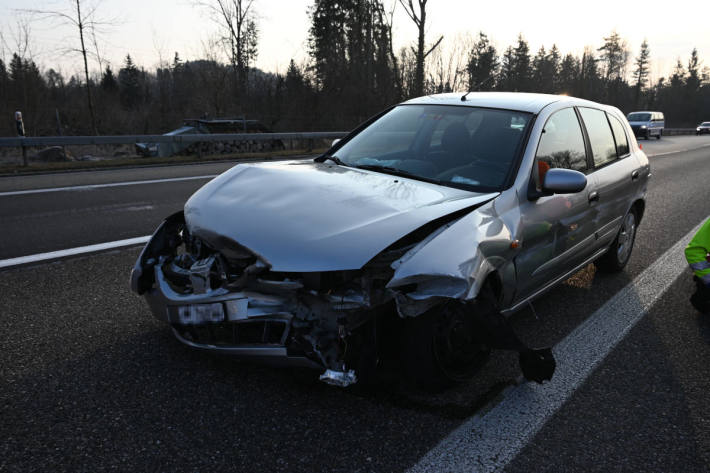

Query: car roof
401;92;601;114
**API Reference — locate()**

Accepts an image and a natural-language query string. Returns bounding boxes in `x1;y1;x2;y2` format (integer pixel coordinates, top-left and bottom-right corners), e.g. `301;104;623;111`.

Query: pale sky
0;0;706;84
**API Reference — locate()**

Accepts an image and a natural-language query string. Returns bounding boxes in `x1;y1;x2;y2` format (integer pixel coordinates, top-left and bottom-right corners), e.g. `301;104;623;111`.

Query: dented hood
184;161;498;272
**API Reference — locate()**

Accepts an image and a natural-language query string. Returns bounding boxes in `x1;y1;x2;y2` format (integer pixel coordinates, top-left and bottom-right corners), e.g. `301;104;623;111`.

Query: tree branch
398;0;419;25
423;35;443;59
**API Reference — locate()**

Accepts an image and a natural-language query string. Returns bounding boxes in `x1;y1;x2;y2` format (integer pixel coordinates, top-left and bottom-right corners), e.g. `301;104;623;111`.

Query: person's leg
690;277;710;314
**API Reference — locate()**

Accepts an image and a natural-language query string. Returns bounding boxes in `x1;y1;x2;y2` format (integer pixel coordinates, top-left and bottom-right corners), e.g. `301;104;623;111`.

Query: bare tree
90;24;105;73
22;1;116;135
196;0;258;110
398;0;442;96
427;34;471;93
382;1;402;98
6;15;35;60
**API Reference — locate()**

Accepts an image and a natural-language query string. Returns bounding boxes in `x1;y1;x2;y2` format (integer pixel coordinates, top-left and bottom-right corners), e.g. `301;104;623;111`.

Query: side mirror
331;138;341;147
542;168;587;194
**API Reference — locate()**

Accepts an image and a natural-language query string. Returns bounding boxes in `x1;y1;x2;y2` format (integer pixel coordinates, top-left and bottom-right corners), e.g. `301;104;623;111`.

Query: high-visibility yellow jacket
685;218;710;286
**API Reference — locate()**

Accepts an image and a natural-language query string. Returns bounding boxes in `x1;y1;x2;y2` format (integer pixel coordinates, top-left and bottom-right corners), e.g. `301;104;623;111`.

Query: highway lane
0;137;708;261
0;155;317;192
0;157;312;259
2;137;710;472
0;179;202;259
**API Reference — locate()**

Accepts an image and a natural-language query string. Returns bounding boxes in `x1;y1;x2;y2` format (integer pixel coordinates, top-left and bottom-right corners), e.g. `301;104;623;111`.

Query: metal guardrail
0;128;700;148
0;132;348;148
659;128;697;136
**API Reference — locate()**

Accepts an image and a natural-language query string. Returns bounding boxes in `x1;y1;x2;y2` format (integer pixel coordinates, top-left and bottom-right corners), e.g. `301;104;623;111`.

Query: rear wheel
596;208;638;272
656;130;662;139
401;302;491;391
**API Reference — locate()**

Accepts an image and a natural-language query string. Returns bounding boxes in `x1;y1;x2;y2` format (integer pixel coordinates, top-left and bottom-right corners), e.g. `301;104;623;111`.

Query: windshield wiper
317;155;346;165
354;164;444;186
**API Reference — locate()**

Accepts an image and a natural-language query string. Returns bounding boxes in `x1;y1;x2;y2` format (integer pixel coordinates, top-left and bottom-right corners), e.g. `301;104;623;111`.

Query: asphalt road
0;157;314;259
2;136;710;472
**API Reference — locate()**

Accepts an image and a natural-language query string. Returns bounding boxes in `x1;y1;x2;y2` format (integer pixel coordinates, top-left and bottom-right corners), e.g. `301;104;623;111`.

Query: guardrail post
15;111;27;166
21;140;28;167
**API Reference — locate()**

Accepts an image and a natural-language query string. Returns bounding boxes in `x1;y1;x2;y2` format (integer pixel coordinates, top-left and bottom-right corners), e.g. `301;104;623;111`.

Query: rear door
514;107;599;302
577;107;640;249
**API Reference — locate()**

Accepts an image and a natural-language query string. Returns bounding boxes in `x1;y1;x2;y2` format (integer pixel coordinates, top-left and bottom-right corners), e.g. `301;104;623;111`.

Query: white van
627;111;664;139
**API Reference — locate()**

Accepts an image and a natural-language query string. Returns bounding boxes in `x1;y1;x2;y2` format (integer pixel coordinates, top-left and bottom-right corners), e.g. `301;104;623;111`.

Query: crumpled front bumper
130;212;321;369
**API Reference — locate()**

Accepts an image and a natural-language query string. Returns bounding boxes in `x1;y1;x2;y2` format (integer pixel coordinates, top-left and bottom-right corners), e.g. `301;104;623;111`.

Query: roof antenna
461;75;496;101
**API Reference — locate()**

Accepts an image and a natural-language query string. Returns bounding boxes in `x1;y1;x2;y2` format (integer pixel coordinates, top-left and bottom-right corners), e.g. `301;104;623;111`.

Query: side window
579;107;617;167
607;114;630;157
535;108;588;183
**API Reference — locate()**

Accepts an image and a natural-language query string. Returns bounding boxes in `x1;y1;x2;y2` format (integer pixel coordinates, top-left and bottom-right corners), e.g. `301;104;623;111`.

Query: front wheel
656;130;662;140
596;208;638;272
401;302;490;391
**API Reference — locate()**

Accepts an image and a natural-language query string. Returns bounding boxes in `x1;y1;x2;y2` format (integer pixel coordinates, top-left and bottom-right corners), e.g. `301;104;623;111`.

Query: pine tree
557;53;579;95
497;46;515;91
548;45;561;91
100;65;118;92
308;0;395;124
466;32;498;91
532;46;549;92
670;59;685;88
118;54;141;109
0;59;7;107
512;34;531;91
579;47;601;100
632;40;650;107
598;31;628;82
686;48;701;92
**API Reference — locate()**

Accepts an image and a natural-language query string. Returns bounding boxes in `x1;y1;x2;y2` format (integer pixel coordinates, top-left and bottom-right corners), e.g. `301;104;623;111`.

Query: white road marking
646;142;710;157
408;218;706;473
122;205;155;212
0;236;151;269
0;175;217;197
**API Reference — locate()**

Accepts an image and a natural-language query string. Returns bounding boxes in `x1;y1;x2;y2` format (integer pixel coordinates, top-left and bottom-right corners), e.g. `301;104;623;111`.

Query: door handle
631;170;640;180
588;191;599;202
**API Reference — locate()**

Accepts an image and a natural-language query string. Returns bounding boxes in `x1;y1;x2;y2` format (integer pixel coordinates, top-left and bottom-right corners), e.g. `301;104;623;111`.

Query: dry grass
563;263;597;289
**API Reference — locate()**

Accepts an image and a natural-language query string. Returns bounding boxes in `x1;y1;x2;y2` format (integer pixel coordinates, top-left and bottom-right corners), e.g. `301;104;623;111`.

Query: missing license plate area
177;303;225;324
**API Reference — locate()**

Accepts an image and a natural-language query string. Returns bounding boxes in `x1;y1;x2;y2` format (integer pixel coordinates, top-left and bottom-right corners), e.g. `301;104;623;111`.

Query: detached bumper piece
469;292;556;383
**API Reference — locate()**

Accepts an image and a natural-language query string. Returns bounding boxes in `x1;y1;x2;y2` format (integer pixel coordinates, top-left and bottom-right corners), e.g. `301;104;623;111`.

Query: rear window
579;107;618;167
702;122;710;126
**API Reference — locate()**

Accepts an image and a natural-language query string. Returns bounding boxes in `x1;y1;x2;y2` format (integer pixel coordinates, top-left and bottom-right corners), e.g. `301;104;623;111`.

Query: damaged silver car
131;92;649;389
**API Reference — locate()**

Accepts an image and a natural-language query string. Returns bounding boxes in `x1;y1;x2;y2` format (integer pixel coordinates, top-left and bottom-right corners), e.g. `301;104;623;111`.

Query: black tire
401;302;491;391
656;130;662;139
645;130;650;140
596;208;638;273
